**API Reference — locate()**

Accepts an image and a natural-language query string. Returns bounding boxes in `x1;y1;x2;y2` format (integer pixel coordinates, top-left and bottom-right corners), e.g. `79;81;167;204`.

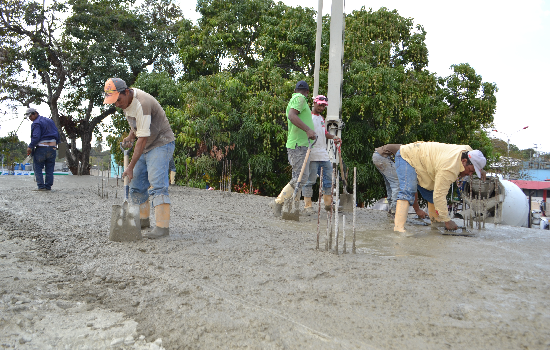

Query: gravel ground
1;175;549;349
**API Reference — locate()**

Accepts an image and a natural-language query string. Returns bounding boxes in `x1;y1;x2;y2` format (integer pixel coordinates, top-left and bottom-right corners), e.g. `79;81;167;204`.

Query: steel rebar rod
464;183;468;228
334;167;340;254
351;167;357;254
328;167;336;250
469;177;473;229
483;195;486;229
476;194;480;230
249;163;253;195
326;211;330;251
342;215;346;254
495;178;499;225
316;167;323;250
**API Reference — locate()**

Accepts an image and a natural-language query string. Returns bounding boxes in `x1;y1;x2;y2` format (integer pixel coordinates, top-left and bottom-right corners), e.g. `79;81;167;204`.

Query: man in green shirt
271;80;317;216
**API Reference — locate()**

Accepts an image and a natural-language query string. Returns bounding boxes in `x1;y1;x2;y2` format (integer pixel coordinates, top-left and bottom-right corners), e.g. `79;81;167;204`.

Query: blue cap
295;80;309;90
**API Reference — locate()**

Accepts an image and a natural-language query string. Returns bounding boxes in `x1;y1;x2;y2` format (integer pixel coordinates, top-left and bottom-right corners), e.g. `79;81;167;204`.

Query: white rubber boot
323;195;332;211
302;197;314;215
394;200;410;233
139;200;150;228
144;203;170;239
271;183;294;216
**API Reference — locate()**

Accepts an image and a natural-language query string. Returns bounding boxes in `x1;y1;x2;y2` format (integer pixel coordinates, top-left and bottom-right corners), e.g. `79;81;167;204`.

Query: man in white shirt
301;95;340;213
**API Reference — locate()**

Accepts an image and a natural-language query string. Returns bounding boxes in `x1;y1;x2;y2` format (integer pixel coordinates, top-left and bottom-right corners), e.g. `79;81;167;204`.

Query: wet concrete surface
0;175;549;349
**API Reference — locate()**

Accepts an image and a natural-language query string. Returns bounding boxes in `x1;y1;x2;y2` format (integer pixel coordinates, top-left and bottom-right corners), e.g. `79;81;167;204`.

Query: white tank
500;180;529;227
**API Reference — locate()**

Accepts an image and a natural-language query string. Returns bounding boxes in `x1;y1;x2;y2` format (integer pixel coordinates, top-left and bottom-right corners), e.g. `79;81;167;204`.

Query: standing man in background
271;80;317;216
301;95;340;214
26;108;60;191
104;78;175;239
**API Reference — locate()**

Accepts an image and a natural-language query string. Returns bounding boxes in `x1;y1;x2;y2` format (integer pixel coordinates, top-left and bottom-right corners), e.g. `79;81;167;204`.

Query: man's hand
415;209;428;219
122;137;133;149
306;129;317;140
122;168;134;182
27;147;32;156
445;220;458;231
333;137;341;145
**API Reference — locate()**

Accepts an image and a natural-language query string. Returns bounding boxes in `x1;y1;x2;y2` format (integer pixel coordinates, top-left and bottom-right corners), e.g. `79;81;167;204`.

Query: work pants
33;146;56;190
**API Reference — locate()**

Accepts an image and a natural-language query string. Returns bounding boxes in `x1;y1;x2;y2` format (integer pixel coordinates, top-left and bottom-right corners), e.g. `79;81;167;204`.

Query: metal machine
460;176;529;227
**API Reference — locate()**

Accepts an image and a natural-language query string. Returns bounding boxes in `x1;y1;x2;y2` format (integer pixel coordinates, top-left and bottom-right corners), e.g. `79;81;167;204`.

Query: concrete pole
325;0;345;166
313;0;323;97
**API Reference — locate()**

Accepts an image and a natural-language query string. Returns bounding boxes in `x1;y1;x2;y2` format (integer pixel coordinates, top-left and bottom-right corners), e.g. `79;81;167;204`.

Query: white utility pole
325;0;345;165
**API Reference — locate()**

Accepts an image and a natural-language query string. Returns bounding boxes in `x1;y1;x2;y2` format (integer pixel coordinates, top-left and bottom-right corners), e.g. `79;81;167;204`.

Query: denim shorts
302;160;333;197
395;150;434;204
129;141;175;207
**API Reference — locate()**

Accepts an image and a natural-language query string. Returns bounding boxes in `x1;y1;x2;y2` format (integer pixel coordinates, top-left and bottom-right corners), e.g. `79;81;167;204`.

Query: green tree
0;0;184;174
341;9;497;204
178;0;317;78
0;132;27;169
109;3;499;204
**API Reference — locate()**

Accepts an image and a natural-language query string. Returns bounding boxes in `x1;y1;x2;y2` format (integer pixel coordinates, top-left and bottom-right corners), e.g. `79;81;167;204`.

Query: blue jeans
302;160;333;197
129;141;175;207
395;150;434;204
33;146;56;190
372;152;399;210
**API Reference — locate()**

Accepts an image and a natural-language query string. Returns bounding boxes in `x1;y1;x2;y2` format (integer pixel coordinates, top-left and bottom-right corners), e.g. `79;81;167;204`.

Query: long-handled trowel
337;144;354;212
109;142;142;242
282;137;317;221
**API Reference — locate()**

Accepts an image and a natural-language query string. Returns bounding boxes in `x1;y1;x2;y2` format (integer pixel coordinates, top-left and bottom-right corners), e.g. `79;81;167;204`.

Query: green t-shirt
285;93;314;149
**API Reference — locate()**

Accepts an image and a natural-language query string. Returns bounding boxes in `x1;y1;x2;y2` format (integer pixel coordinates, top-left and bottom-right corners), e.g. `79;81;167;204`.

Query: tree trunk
79;128;92;175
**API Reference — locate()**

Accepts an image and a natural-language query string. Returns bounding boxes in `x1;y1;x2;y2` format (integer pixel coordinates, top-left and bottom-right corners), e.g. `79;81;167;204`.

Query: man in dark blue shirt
25;108;60;191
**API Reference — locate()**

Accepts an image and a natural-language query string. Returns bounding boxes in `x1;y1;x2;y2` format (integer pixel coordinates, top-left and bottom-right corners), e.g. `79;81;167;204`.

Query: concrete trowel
282;138;317;221
109;142;142;242
337;144;354;212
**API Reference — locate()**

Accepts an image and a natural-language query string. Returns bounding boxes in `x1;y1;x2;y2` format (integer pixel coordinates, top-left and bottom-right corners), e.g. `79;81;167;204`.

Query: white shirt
309;114;330;162
123;89;152;138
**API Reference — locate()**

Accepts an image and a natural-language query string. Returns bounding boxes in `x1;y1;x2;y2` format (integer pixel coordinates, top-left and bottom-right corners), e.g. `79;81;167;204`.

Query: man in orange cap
104;78;175;239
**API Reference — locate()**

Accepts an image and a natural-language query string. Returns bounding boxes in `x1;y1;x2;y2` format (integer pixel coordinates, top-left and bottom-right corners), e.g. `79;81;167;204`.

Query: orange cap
103;78;127;104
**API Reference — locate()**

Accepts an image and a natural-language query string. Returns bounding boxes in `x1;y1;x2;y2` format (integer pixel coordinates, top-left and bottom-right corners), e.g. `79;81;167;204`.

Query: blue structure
111;154;123;178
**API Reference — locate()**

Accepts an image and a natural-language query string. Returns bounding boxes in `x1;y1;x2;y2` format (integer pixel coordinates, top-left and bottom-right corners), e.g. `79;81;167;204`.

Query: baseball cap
468;150;486;178
295;80;309;90
103;78;128;104
24;107;37;118
313;95;328;106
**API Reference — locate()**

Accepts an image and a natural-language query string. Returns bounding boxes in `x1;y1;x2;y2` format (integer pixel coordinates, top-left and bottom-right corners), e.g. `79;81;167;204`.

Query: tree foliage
0;0;183;174
178;0;317;79
110;1;498;202
2;0;498;203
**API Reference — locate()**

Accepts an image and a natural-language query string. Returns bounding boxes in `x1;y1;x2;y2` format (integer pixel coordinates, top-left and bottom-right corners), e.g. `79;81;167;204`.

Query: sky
2;0;549;153
182;0;550;153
